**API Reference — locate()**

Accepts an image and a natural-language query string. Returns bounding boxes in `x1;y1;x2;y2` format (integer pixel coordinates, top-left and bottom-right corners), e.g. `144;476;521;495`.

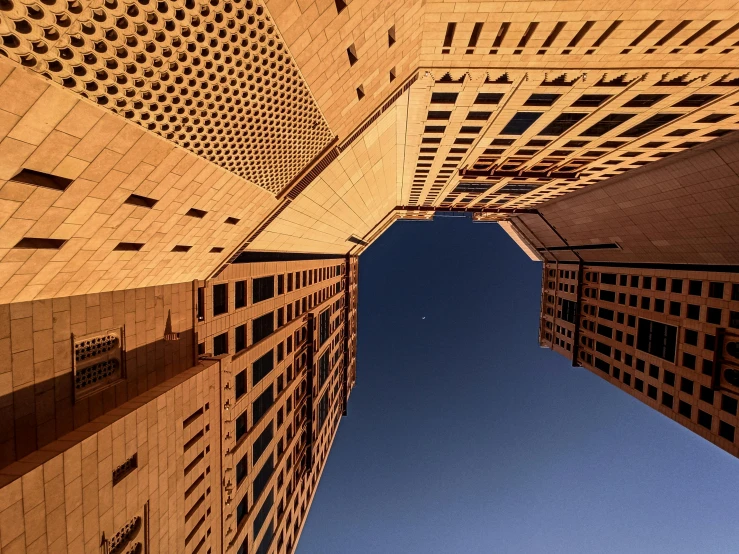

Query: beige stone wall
0;281;194;468
0;58;277;303
0;361;221;554
510;132;739;265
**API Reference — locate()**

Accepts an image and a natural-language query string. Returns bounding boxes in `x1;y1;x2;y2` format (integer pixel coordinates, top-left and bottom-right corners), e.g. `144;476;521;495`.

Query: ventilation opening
356;85;364;100
185;208;207;218
225;217;240;225
15;237;66;249
124;193;158;208
114;242;144;251
347;43;358;66
466;22;483;53
388;25;396;47
389;67;396;82
630;21;663;46
442;21;456;53
10;168;73;191
656;21;691;46
334;0;346;14
568;21;594;47
210;247;224;253
172;245;192;252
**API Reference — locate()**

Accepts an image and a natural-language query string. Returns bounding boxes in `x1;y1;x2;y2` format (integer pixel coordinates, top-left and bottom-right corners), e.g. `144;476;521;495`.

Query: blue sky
297;216;739;554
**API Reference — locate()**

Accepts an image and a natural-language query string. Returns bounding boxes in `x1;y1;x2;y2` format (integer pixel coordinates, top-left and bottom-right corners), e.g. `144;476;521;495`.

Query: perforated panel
0;0;333;194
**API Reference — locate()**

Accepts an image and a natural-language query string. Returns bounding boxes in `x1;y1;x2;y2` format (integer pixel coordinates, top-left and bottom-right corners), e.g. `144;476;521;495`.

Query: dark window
619;113;681;137
635;378;644;392
561;299;578;323
524;93;560;106
467;111;492;120
636;318;677;362
698;410;712;430
601;273;617;285
235;370;246;399
683;352;697;370
252;386;274;425
595;342;612;356
597;324;613;338
253;276;275;303
673;94;720;107
253;453;274;501
649;364;659;379
500;112;543;135
719;421;735;442
237;495;248;525
594;357;610;373
623;94;668;107
431;92;458;103
427;110;452;120
253;350;274;387
647;385;657;400
317;392;329;431
705;334;716;351
722;395;738;415
235;411;247;442
236;453;247;485
252;312;274;343
253;421;274;464
538;113;587;136
669;301;681;316
656;278;667;291
681;378;694;395
571;94;611;107
697;113;731;124
707;307;722;325
702;359;714;376
700;386;714;404
318;351;330;389
235;281;246;308
671;279;683;293
687;304;700;320
475;92;504;104
235;324;246;352
664;370;675;387
600;290;616;303
678;400;692;418
684;329;698;345
580;113;635;137
709;282;724;299
253;489;274;538
214;332;228;356
277;275;284;295
213;284;228;316
598;307;614;320
688;280;703;296
624;372;632;385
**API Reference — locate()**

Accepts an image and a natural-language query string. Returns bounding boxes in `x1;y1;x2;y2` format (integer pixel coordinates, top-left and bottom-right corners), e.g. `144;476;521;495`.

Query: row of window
588;272;739;300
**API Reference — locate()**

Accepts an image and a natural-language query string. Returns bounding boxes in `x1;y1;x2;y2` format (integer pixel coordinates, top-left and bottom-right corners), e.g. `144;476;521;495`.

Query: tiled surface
509;132;739;265
0;361;219;554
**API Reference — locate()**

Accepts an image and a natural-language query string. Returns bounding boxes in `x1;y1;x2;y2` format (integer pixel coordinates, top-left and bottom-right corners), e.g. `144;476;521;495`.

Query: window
561;299;578;323
673;94;719;107
235;411;247;442
698;410;712;430
213;284;228;316
623;94;667;107
707;307;722;325
431;92;458;104
235;324;246;353
696;113;731;124
524;93;560;106
277;274;284;295
253;350;274;387
235;281;246;308
580;114;634;136
538;113;587;136
253;421;273;464
700;386;714;404
619;113;681;137
214;332;228;356
253;489;274;538
688;280;703;296
671;279;683;293
500;112;543;135
319;309;330;345
237;495;248;525
475;92;503;104
684;329;698;346
571;94;611;107
235;370;246;399
236;453;247;485
253;386;274;425
318;351;330;389
681;378;694;395
664;370;675;387
687;304;700;320
709;282;724;299
197;287;205;320
253;454;275;501
669;301;681;316
317;392;329;431
722;395;738;415
252;312;274;343
253;276;275;303
719;421;735;442
428;110;452;120
636;318;677;362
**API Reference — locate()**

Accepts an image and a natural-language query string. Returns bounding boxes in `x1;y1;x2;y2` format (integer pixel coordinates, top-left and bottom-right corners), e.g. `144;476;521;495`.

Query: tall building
0;0;739;552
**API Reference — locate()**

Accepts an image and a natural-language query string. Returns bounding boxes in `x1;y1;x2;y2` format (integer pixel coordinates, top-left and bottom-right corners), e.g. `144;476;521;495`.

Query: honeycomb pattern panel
0;0;333;194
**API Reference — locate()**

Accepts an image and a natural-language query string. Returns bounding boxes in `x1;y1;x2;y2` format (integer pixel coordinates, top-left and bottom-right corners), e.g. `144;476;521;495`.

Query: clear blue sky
297;216;739;554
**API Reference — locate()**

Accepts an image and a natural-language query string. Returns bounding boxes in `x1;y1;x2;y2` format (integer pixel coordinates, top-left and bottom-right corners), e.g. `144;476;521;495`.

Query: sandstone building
0;0;739;552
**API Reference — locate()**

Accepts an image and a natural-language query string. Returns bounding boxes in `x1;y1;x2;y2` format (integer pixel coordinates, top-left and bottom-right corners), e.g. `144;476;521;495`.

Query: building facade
1;0;739;552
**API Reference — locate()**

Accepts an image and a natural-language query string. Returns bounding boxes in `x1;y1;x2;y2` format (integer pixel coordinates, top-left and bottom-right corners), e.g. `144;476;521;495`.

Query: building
1;0;739;552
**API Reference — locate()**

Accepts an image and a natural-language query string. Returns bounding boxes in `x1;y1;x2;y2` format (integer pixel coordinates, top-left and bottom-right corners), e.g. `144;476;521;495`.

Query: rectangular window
319;309;330;344
561;299;578;323
213;284;228;316
524;93;560;106
500;112;543;135
235;411;247;442
623;94;668;107
580;114;634;137
636;318;677;362
253;312;274;343
253;489;274;538
253;350;274;387
317;392;329;431
253;421;274;464
571;94;611;107
538;113;587;136
475;92;503;104
235;280;246;308
253;454;275;501
235;370;246;399
236;453;247;485
619;114;681;137
235;324;246;353
214;332;228;356
252;386;274;425
237;495;248;525
253;276;275;303
318;351;330;389
197;287;205;320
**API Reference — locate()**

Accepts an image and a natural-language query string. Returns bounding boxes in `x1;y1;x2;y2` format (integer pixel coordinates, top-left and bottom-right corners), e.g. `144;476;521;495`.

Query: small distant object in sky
422;316;426;320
